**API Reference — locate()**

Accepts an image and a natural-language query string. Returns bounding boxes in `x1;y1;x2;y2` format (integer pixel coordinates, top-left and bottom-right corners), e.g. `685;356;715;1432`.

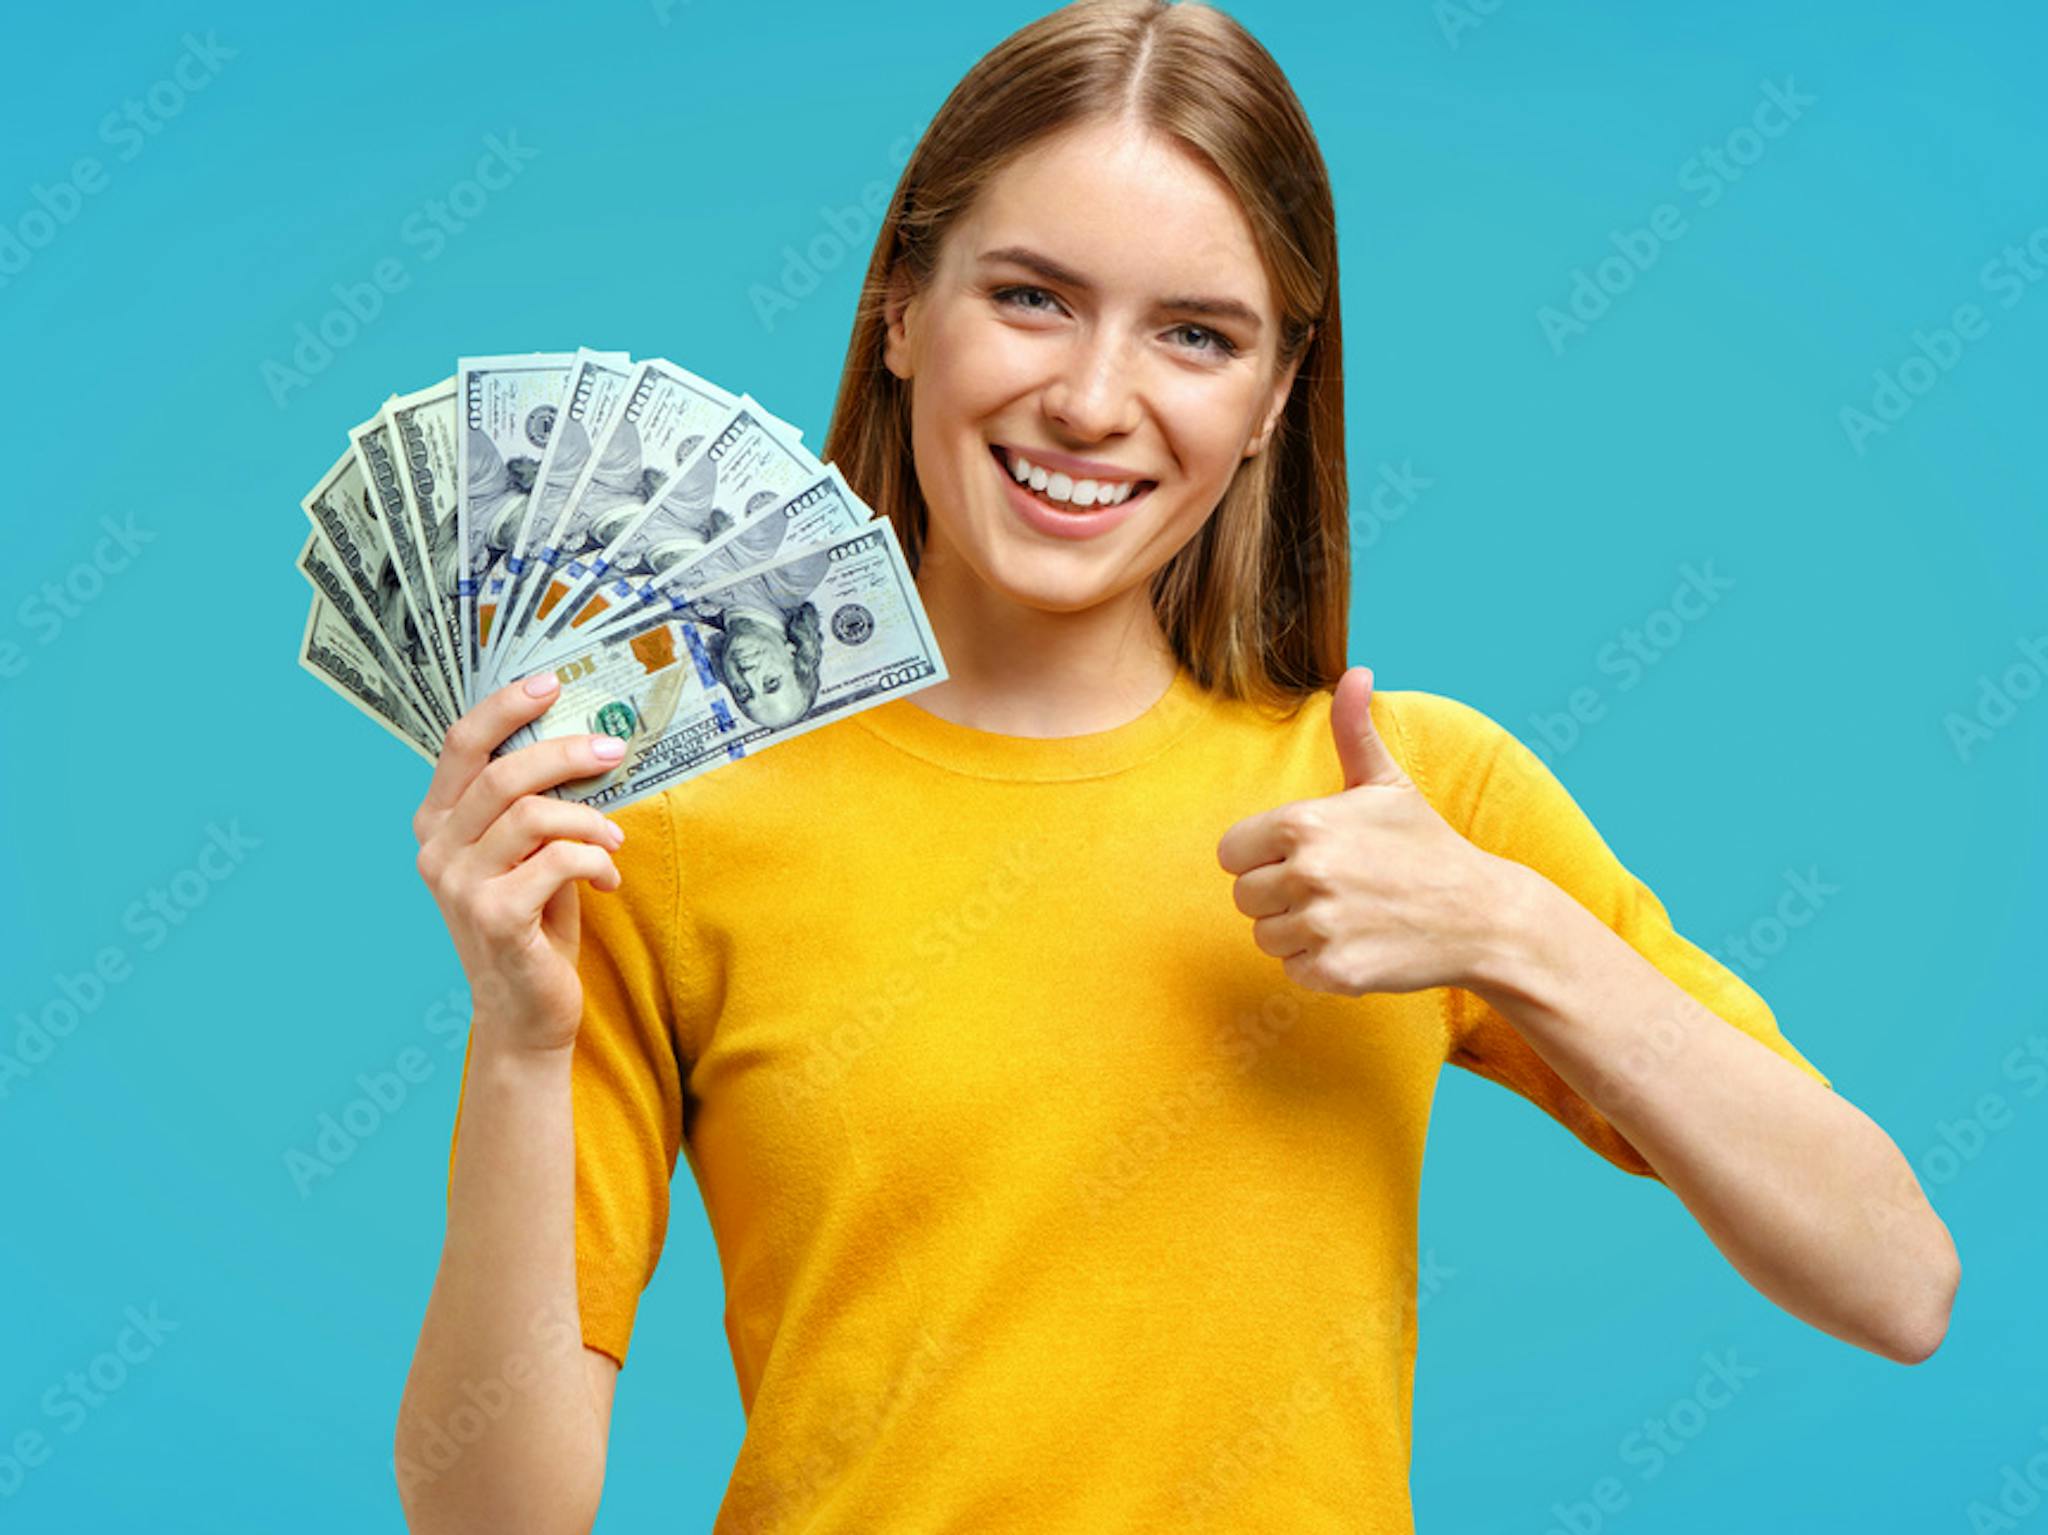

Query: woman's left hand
1216;666;1523;997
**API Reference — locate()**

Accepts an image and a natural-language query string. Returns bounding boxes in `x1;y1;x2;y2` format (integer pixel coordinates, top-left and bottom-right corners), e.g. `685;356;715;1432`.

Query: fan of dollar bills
295;349;949;813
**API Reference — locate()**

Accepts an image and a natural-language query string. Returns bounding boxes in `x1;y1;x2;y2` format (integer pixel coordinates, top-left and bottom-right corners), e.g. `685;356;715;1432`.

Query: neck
906;525;1180;737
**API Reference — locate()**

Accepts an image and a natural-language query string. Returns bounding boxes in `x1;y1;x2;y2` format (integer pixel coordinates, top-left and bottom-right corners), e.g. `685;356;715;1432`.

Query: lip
990;445;1153;541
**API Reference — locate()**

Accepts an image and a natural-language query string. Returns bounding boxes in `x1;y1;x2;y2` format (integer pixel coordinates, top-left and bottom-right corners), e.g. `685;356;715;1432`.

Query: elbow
1882;1231;1961;1366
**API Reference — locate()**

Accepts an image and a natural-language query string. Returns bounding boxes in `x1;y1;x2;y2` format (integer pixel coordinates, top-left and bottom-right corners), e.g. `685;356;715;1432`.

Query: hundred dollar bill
494;357;735;678
457;352;573;683
351;409;461;724
302;446;453;734
298;592;438;762
294;529;443;734
567;463;870;650
484;347;634;687
528;397;825;658
383;378;465;709
497;517;945;811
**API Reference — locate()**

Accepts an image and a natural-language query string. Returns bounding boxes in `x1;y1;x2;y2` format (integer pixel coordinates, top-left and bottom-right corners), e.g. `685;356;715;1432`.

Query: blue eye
993;285;1240;358
994;284;1060;312
1168;322;1238;357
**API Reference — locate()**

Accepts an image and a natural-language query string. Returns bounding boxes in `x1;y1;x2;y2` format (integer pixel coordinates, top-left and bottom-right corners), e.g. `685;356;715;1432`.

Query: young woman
395;3;1959;1529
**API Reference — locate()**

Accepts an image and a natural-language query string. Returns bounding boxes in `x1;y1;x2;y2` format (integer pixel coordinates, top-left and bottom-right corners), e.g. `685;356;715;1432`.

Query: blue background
2;0;2041;1528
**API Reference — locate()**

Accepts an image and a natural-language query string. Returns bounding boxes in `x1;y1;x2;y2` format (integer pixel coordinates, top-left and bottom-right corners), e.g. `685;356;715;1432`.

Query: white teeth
1003;449;1143;507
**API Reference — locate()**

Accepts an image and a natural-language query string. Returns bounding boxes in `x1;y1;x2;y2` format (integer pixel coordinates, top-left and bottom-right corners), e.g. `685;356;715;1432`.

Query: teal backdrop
2;1;2042;1529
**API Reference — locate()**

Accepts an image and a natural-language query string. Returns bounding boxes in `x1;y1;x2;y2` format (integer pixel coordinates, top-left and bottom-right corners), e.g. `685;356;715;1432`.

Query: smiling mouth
990;445;1157;513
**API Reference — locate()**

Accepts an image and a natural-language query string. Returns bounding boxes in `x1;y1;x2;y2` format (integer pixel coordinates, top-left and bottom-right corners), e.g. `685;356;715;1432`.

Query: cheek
1154;375;1263;477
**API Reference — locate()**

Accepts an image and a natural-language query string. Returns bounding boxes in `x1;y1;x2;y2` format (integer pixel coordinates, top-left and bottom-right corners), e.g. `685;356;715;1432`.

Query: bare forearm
1463;861;1960;1364
395;1033;604;1533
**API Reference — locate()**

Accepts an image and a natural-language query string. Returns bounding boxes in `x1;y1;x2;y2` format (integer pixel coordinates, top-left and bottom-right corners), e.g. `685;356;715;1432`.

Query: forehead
953;119;1272;312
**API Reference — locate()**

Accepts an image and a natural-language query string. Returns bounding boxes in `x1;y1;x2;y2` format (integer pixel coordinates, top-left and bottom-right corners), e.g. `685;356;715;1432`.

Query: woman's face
884;117;1301;617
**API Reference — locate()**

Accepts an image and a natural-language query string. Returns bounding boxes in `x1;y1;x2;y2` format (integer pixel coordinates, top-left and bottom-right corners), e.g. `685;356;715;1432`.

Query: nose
1041;325;1141;444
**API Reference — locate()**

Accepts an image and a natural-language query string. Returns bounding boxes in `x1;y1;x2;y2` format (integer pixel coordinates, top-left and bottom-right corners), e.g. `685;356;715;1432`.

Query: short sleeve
445;787;688;1369
1389;690;1834;1181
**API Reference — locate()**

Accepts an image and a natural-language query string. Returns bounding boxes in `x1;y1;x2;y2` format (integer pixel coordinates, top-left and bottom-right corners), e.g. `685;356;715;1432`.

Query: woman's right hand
412;671;632;1056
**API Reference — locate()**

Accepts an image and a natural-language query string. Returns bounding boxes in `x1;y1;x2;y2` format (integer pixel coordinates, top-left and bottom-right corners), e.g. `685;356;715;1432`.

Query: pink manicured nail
591;735;626;760
524;672;559;697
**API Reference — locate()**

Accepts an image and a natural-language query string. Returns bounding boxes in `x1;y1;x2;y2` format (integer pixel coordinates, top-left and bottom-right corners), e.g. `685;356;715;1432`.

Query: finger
465;796;625;878
441;733;629;851
1251;910;1309;960
415;671;565;836
1230;862;1293;919
1217;802;1304;876
495;839;623;920
1329;666;1409;790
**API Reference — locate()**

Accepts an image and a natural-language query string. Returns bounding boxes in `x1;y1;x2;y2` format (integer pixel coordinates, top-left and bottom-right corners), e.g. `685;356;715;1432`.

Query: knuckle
475;755;517;803
1276;804;1318;847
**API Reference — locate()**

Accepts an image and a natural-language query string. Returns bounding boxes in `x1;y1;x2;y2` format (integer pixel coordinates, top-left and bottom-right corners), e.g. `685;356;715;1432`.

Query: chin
976;537;1138;614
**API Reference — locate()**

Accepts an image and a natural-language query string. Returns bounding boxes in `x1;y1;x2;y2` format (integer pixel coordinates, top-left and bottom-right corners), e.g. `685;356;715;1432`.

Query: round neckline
852;664;1211;781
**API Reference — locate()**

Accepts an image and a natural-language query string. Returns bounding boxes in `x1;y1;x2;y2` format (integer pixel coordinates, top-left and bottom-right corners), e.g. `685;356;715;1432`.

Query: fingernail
591;735;626;760
524;672;560;697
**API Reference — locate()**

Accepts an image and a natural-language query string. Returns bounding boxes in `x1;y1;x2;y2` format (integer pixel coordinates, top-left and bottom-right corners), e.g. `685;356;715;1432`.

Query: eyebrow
977;244;1264;334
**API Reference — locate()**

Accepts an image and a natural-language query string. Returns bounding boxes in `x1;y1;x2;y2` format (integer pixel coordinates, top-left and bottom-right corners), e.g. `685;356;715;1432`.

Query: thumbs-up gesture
1215;666;1515;997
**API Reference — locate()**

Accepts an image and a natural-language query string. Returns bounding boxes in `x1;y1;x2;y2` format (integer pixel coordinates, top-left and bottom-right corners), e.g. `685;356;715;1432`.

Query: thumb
1330;665;1408;789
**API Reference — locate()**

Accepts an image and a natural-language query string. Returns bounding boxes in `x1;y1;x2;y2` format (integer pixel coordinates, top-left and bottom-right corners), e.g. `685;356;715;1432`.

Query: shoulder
1196;681;1530;823
1371;687;1550;839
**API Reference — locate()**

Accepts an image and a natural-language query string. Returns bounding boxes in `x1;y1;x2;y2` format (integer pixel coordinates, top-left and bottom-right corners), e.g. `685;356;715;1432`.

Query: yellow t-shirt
448;665;1832;1532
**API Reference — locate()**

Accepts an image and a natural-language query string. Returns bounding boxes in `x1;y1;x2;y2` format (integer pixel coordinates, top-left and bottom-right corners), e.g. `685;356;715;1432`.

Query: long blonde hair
820;0;1348;713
